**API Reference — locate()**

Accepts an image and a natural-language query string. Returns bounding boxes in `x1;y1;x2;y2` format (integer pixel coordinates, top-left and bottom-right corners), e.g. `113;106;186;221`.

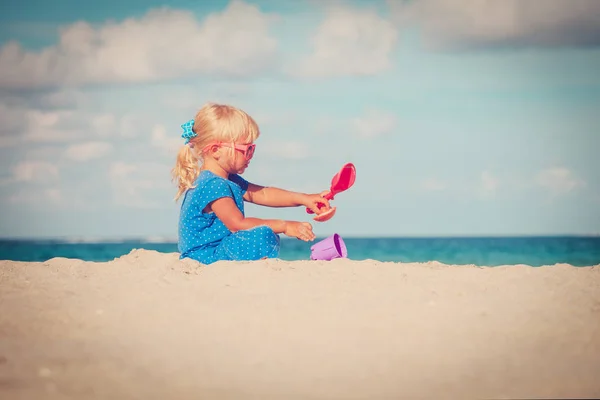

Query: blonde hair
171;103;260;201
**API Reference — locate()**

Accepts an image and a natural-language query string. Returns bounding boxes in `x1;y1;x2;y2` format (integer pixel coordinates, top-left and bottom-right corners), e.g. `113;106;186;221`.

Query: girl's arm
210;197;316;241
243;183;331;213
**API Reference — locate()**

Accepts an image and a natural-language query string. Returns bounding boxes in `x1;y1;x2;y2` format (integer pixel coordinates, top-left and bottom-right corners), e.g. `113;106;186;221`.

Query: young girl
172;103;332;265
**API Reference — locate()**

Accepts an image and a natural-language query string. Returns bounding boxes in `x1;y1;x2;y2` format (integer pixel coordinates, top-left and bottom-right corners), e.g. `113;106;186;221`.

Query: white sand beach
1;249;599;399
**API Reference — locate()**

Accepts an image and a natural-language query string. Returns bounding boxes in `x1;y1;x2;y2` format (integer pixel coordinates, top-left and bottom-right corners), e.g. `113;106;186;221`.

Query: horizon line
1;233;599;243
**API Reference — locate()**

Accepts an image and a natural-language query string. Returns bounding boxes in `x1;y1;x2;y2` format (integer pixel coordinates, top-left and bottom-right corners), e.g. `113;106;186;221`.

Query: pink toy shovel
310;233;348;261
307;163;356;222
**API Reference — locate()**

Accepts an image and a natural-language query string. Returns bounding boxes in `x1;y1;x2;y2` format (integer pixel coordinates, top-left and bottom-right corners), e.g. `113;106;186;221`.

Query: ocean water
1;236;599;267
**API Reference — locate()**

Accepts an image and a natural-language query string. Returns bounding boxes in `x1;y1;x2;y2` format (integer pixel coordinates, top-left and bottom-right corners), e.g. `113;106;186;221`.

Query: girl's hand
302;192;331;214
284;221;316;242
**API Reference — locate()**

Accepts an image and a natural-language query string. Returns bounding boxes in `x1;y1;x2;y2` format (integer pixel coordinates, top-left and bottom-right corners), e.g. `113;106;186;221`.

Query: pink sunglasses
203;142;256;160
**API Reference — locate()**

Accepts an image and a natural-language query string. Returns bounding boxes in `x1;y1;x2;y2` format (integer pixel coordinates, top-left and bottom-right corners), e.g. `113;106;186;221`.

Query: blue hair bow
180;119;196;144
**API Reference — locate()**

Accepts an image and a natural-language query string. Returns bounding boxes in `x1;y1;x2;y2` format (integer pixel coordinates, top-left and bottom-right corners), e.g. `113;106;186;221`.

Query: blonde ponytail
171;144;201;201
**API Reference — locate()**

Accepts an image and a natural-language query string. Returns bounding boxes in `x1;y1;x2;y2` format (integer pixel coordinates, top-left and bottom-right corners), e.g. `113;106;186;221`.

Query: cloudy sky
1;0;599;240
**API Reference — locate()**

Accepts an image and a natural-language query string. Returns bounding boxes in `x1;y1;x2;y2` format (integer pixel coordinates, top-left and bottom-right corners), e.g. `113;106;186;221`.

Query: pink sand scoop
307;163;356;222
310;233;348;261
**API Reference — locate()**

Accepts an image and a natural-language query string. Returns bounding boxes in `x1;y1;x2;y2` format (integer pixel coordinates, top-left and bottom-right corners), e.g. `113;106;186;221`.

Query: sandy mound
1;249;599;399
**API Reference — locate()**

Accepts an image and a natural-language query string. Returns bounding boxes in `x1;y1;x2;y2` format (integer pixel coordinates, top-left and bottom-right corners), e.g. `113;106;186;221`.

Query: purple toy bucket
310;233;348;261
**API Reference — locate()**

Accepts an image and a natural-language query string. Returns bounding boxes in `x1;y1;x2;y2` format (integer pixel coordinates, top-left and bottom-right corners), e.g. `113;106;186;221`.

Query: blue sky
0;0;599;239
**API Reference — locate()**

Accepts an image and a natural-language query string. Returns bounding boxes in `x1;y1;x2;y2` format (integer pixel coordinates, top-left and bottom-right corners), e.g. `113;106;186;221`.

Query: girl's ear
207;144;222;159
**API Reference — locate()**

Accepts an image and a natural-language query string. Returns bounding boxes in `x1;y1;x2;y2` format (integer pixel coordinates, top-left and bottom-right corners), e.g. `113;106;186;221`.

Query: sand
1;249;599;400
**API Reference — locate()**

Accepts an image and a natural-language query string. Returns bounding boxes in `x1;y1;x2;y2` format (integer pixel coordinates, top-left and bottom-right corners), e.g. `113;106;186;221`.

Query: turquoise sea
1;236;599;266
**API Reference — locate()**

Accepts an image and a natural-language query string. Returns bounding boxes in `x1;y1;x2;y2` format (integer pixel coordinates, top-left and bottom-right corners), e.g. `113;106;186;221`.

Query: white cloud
0;1;279;89
6;188;62;205
389;0;600;50
9;161;59;183
295;5;398;77
91;114;117;135
351;109;397;138
90;113;150;138
536;167;586;194
64;141;113;162
33;89;88;110
109;161;171;208
0;89;90;146
6;104;151;144
24;110;89;143
110;162;139;179
151;124;182;154
120;114;159;138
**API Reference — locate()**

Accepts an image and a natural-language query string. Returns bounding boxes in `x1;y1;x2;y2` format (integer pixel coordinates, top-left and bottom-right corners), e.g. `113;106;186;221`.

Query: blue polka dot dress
178;170;280;264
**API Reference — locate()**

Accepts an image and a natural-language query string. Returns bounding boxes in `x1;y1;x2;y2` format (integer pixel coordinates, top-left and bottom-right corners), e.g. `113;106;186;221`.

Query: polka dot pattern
178;170;281;264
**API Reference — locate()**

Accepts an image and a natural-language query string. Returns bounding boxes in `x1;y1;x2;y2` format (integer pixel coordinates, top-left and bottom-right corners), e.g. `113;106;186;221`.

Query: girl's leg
215;225;280;261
